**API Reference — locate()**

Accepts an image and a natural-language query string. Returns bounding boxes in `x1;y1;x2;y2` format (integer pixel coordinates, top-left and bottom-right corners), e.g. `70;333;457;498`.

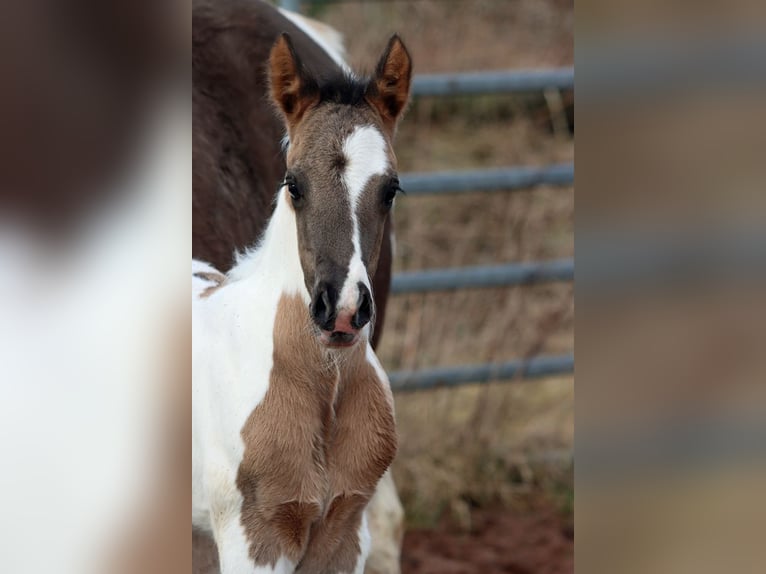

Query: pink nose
332;310;357;335
319;310;360;348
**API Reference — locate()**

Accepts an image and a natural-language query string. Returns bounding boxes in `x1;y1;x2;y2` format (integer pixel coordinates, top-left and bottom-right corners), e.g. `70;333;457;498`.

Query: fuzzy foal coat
237;294;396;571
193;263;397;573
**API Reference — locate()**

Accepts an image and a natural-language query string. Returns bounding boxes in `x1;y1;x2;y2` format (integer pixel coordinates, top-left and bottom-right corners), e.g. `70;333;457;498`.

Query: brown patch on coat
192;0;342;272
193;270;225;284
194;270;227;299
192;528;219;574
236;293;397;571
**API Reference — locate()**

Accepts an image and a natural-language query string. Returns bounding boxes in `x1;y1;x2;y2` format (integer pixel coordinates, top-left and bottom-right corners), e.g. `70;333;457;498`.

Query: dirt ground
402;504;573;574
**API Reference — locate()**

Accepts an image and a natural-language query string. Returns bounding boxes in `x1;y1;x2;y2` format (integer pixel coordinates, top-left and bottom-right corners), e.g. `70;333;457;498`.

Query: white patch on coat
216;509;295;574
278;9;350;74
347;511;372;574
365;470;405;574
337;125;389;314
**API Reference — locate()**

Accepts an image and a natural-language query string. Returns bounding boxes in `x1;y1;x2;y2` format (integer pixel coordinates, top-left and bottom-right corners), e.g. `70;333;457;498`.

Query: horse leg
192;528;220;574
364;470;404;574
212;515;296;574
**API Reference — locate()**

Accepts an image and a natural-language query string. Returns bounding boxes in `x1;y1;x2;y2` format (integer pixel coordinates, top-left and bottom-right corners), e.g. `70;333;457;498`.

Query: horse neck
228;191;308;300
224;191;370;382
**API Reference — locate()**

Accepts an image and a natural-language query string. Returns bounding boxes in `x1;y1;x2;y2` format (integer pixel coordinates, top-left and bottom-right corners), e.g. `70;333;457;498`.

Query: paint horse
192;0;395;351
192;28;412;574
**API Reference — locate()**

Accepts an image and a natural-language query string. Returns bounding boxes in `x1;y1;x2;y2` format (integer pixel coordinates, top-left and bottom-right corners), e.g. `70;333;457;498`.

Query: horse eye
383;180;403;208
287;181;302;201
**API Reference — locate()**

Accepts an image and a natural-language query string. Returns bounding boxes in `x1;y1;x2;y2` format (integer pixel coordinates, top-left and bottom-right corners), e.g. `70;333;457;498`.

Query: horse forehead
341;125;389;203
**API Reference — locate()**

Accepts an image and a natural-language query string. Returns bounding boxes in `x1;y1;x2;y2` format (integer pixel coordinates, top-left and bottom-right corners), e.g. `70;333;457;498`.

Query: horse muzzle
311;282;373;348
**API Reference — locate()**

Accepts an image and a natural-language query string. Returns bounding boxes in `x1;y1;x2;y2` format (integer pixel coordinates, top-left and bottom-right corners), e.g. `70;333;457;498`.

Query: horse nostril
321;289;332;313
352;283;373;330
311;282;337;331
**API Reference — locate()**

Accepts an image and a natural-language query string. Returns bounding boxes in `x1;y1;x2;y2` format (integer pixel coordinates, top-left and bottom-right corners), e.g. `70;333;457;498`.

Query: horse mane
314;72;372;107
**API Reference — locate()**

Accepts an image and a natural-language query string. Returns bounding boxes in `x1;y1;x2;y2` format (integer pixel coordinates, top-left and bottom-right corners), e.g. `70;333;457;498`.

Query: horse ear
367;35;412;132
269;33;318;126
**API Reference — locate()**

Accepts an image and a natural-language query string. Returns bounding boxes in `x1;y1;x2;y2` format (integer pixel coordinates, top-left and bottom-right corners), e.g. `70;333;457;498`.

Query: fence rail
391;259;574;294
400;164;573;195
388;68;574;388
389;355;574;392
412;68;574;96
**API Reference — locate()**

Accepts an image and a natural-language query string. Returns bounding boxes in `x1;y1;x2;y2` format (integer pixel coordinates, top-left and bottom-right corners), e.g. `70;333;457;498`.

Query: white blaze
339;125;389;317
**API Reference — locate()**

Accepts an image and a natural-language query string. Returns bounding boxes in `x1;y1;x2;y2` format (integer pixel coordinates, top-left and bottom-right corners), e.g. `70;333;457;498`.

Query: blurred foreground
577;1;766;572
0;1;190;573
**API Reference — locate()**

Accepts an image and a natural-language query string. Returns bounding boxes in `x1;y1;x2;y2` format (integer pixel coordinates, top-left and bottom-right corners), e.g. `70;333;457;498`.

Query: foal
193;34;411;573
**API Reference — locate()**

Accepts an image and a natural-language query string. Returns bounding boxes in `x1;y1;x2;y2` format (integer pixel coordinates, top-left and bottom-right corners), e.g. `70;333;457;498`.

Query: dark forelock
314;72;372;107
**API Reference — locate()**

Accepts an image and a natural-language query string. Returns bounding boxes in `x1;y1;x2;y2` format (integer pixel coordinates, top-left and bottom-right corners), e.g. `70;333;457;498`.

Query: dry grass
316;0;573;73
311;0;574;527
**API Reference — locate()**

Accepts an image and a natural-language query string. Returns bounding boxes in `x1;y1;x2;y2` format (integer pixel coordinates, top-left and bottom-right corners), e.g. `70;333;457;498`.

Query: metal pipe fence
389;355;575;392
412;68;574;96
400;164;574;195
388;70;574;389
391;259;574;294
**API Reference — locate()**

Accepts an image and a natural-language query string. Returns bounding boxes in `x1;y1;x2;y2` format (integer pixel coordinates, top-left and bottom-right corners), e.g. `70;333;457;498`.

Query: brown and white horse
192;0;394;349
192;3;412;572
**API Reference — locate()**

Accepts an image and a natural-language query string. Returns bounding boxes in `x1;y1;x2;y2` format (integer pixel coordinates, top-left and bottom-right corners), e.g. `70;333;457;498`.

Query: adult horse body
192;1;411;572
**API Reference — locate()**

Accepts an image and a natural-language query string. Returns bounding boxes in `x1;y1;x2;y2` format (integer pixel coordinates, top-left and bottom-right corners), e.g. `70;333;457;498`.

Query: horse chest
232;294;397;569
